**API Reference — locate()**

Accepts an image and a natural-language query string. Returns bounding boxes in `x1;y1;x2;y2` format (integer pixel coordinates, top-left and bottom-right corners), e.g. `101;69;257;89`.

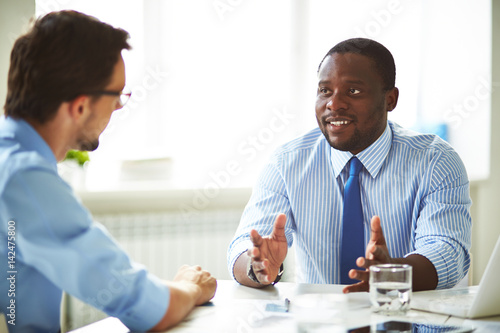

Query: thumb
370;215;386;246
271;213;287;241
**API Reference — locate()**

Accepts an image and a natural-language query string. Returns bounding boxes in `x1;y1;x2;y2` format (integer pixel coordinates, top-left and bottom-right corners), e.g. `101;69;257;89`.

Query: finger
254;271;270;284
348;268;369;282
251;259;271;284
343;280;369;294
371;244;388;260
247;247;261;260
271;214;287;241
369;216;387;246
194;265;202;271
360;246;387;267
250;229;264;247
361;258;380;267
251;259;268;272
366;242;376;260
210;278;217;297
356;257;366;268
367;243;392;263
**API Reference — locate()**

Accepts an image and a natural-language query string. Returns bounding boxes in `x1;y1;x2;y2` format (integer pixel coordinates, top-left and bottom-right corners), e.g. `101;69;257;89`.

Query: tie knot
349;157;363;176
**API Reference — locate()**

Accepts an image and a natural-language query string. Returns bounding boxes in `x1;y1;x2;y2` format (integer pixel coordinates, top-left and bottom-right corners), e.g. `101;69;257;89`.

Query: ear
385;87;399;112
67;95;91;121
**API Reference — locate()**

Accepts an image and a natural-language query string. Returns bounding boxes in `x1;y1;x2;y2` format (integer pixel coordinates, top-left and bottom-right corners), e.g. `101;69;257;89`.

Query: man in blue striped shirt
228;38;471;292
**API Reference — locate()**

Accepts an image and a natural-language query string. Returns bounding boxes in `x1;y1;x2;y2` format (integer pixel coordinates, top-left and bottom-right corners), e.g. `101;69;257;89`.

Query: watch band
247;261;284;285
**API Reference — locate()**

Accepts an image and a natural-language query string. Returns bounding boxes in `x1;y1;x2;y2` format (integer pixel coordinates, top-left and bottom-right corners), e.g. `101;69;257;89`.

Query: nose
326;92;348;111
114;98;123;111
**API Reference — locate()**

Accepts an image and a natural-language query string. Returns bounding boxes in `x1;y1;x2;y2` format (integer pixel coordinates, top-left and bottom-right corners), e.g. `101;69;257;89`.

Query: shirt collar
0;116;58;170
330;122;392;179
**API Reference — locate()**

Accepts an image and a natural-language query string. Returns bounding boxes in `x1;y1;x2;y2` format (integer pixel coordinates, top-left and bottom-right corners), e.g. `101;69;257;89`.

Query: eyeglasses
87;88;132;108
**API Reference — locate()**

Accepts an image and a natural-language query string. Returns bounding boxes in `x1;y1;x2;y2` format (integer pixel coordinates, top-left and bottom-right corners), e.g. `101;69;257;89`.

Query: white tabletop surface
70;280;500;332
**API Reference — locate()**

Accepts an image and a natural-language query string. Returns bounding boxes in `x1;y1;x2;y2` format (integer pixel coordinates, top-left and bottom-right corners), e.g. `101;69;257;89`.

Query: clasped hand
173;265;217;305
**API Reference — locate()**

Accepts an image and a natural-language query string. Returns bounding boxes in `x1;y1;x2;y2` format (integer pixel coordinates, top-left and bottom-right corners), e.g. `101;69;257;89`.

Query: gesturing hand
247;213;288;284
343;215;393;293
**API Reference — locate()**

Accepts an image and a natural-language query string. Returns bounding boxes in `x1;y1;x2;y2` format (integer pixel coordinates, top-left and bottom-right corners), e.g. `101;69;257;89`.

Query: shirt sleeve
406;149;472;289
3;168;169;331
227;152;295;279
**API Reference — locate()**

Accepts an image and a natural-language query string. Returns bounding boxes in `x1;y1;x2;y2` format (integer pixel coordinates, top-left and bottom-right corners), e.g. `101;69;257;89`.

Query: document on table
170;299;295;333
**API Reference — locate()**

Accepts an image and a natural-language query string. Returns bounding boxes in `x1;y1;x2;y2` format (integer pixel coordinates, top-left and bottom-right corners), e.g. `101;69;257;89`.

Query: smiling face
315;52;398;155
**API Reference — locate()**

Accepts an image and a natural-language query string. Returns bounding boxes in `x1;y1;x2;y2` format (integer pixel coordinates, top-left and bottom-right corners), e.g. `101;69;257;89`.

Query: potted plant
58;150;90;189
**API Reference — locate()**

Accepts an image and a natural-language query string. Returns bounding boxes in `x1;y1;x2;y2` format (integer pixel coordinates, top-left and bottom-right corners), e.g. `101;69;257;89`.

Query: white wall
0;0;35;115
471;1;500;285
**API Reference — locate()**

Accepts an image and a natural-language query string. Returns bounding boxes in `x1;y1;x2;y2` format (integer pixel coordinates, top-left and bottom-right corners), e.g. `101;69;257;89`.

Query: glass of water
369;264;412;315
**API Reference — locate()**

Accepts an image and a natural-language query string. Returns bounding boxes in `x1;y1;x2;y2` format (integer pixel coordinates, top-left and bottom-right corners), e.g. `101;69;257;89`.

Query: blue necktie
340;157;365;284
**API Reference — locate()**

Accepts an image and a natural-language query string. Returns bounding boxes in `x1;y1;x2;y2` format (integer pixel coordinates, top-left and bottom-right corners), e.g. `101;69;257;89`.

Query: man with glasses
0;10;216;332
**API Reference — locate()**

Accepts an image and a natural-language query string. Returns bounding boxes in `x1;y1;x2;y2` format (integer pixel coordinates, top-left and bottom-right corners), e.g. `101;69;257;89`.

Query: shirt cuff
228;239;253;281
118;272;170;331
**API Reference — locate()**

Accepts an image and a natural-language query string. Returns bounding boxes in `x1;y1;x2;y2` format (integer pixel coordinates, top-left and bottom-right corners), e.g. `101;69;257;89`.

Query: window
36;0;491;190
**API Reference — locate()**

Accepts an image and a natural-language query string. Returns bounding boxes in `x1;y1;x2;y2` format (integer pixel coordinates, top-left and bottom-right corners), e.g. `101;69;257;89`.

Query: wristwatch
247;261;284;285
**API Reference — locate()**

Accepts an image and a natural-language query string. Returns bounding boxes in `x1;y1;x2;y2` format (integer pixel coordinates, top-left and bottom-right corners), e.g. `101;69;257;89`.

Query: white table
70;280;500;332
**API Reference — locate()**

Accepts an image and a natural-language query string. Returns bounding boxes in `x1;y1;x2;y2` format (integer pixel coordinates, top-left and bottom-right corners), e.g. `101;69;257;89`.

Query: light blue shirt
0;117;169;332
228;121;472;289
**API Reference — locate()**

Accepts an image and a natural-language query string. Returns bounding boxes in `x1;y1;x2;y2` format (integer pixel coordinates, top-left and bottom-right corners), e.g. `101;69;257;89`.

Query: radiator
62;208;243;331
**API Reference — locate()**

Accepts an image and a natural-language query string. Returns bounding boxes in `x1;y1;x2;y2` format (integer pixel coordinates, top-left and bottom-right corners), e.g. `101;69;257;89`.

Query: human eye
349;88;361;95
318;87;331;95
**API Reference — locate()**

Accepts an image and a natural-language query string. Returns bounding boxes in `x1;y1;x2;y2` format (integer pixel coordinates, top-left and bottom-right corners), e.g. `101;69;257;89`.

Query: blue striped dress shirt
228;121;472;289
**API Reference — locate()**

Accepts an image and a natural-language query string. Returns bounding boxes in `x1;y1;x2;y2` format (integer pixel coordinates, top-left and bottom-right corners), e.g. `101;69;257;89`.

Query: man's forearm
233;252;267;289
393;254;438;291
149;281;201;331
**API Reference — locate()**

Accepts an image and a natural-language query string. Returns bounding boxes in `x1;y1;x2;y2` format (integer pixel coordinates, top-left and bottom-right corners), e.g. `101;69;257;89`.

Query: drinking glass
369;264;412;315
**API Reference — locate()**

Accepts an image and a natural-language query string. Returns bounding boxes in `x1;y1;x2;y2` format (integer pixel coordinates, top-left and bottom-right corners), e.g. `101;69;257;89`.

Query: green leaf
64;150;90;167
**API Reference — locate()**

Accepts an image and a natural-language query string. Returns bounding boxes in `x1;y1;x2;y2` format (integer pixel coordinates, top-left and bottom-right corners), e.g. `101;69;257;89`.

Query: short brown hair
4;10;131;123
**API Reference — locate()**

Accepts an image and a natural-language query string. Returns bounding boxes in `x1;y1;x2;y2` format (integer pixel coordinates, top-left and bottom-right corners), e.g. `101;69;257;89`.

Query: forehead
318;53;382;87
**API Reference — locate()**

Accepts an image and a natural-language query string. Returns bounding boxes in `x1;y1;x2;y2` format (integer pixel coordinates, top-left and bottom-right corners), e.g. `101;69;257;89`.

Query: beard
76;127;100;151
78;139;99;152
76;110;104;152
324;126;364;152
319;95;388;153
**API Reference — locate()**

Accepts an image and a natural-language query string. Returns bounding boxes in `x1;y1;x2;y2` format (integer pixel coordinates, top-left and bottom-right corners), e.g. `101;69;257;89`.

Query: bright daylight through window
36;0;491;191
